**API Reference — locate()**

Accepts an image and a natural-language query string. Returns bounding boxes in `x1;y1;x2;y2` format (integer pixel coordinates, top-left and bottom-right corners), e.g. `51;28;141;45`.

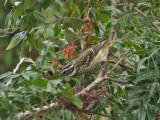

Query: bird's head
60;64;75;77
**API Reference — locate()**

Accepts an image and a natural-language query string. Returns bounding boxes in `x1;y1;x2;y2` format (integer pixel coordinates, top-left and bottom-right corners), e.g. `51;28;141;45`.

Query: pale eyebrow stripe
61;64;73;73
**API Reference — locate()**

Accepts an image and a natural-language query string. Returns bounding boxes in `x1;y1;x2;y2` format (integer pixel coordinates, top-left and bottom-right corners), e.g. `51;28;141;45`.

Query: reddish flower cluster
60;86;106;111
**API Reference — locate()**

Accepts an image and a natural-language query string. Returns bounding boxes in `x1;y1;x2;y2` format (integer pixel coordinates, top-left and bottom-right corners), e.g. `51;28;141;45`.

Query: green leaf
33;11;50;24
147;104;155;120
31;78;48;87
105;6;122;15
23;0;34;10
136;16;145;27
107;19;118;27
34;26;45;39
12;4;22;23
63;83;82;109
54;23;61;36
0;82;10;92
22;73;30;80
115;85;124;98
64;83;74;95
123;1;129;12
120;102;135;118
65;95;83;109
137;57;148;75
5;10;12;30
138;100;146;120
34;39;42;51
6;31;27;50
46;80;62;94
129;3;134;12
131;49;148;55
3;74;20;83
63;29;75;42
0;72;12;79
71;78;80;85
152;41;160;45
44;25;54;40
126;86;145;94
21;39;28;52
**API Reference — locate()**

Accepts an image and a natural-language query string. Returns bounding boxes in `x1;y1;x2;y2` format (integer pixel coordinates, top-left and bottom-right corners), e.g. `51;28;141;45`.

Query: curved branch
17;102;59;118
81;110;114;119
6;57;25;86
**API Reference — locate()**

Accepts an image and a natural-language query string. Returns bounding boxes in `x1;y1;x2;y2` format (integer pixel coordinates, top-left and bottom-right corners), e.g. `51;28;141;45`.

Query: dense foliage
0;0;160;120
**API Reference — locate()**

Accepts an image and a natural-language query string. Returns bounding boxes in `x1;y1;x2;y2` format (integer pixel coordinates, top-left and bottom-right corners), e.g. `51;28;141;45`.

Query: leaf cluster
1;0;160;119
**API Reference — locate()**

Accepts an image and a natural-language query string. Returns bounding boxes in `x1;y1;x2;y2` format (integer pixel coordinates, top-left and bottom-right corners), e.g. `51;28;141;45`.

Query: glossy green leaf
126;86;145;94
65;95;82;109
54;23;61;36
34;26;45;39
138;100;146;120
137;57;148;75
136;16;145;27
5;10;12;30
0;72;12;79
31;78;48;87
12;4;22;23
0;82;9;92
6;31;27;50
24;0;34;10
63;30;75;42
21;39;28;52
63;84;82;109
129;3;134;12
107;19;118;27
44;25;54;40
105;6;122;15
147;104;155;120
22;73;30;80
33;11;50;24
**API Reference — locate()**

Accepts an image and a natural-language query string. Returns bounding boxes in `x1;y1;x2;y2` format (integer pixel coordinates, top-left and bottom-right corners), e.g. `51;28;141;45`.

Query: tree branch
0;57;25;95
85;0;92;14
109;60;134;70
17;102;59;118
105;77;128;84
106;47;132;76
81;110;114;119
6;57;24;86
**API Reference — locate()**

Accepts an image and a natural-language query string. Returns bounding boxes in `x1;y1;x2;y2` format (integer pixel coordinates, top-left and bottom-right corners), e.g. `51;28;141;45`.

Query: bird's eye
63;71;67;74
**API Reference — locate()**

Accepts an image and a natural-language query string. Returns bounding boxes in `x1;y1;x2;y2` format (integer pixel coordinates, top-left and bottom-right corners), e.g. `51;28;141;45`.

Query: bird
60;34;130;77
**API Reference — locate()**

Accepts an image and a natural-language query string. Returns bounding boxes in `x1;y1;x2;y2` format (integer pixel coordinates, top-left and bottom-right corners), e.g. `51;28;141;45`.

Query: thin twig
6;57;25;86
85;0;92;14
109;60;134;70
106;47;132;76
81;110;114;119
134;7;160;31
106;77;128;84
